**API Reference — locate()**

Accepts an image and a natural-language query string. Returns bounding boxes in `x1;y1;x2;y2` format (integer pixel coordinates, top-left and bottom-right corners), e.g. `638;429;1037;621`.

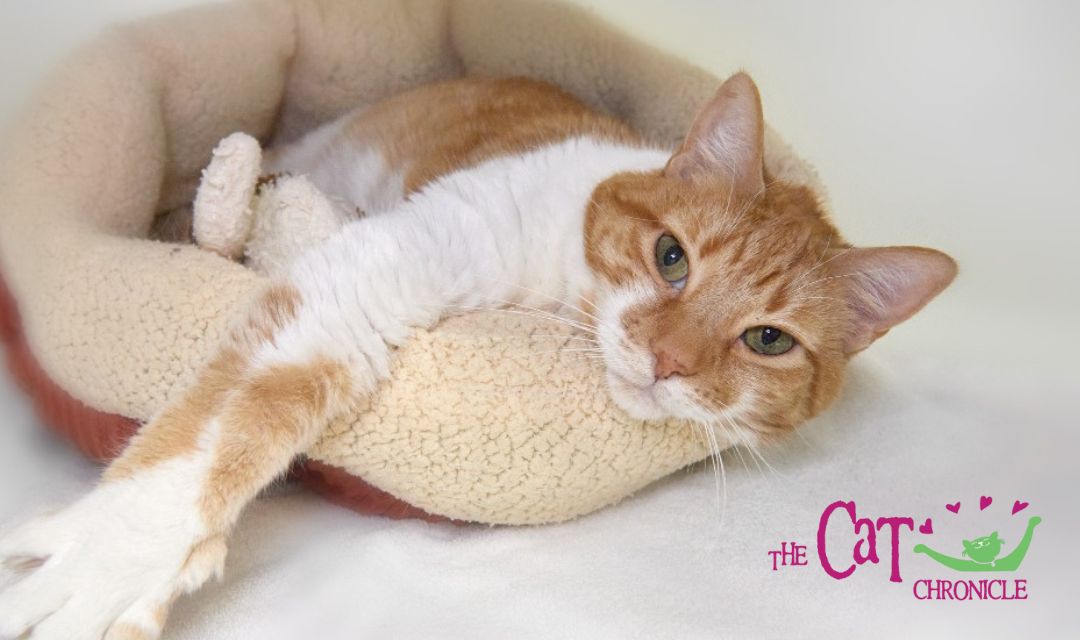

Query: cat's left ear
666;72;765;196
829;246;958;354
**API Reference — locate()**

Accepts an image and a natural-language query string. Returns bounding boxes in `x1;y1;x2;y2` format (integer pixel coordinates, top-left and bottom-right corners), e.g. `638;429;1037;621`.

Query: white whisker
437;303;599;336
526;334;602;345
698;420;728;532
489;279;603;324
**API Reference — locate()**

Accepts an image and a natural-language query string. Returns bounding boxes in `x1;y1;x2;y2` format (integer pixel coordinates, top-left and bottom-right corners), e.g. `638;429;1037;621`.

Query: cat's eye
742;326;796;356
654;234;689;287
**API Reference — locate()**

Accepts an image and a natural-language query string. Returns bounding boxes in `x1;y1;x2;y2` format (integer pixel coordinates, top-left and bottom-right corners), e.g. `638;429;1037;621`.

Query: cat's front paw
0;466;224;640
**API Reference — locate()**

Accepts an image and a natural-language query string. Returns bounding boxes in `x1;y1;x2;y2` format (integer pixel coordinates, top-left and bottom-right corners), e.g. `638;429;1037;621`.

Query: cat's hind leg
263;113;406;217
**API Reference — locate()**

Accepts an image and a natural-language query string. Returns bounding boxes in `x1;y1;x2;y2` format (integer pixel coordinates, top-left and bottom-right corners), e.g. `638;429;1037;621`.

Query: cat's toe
11;594;113;640
103;585;178;640
0;564;72;638
0;512;64;561
0;475;211;639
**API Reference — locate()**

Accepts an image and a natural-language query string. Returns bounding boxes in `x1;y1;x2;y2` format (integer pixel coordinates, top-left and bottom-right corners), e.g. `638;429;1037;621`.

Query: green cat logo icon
914;516;1041;572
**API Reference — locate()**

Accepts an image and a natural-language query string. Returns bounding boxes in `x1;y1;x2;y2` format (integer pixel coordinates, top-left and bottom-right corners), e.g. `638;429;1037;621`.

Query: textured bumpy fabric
0;0;825;524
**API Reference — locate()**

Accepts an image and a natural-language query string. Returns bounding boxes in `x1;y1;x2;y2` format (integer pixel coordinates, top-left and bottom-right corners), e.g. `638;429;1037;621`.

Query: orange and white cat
0;73;955;639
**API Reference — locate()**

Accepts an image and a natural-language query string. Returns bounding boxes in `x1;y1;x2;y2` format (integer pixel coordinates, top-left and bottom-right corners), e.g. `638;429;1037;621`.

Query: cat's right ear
665;72;766;197
828;246;958;355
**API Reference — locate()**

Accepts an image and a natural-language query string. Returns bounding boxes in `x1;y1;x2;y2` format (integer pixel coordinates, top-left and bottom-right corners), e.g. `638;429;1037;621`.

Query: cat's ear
990;532;999;540
962;539;974;550
829;246;958;354
666;72;765;196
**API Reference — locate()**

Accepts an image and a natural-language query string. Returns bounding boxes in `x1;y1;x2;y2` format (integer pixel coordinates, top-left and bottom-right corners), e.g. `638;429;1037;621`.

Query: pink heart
980;496;993;510
946;502;961;514
1012;500;1029;515
918;518;933;534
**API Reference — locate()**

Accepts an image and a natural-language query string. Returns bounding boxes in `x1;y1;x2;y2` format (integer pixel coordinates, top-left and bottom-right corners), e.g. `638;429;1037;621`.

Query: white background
0;1;1076;638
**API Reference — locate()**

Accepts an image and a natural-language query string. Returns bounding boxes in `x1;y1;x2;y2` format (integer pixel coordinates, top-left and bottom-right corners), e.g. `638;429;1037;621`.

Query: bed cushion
0;0;825;524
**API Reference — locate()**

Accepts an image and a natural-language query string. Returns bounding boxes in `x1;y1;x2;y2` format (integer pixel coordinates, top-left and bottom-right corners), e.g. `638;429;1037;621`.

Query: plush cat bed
0;0;826;525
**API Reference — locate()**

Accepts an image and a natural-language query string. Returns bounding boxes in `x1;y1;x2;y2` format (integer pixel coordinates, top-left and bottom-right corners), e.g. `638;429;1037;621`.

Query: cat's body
264;78;665;328
0;75;956;639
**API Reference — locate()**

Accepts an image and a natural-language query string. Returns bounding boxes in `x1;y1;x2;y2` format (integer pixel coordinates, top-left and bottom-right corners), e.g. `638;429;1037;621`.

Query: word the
767;542;808;571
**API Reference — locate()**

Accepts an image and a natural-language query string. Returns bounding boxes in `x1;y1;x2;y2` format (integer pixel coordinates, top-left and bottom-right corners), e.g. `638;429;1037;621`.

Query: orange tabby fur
588;174;847;437
340;77;644;193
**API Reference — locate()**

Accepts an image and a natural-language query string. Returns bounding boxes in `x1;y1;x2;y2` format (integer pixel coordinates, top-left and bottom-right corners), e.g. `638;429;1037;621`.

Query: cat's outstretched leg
0;283;364;640
1;188;510;638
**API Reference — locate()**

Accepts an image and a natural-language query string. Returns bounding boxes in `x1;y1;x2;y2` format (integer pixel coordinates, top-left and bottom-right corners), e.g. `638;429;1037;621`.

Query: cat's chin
605;370;670;421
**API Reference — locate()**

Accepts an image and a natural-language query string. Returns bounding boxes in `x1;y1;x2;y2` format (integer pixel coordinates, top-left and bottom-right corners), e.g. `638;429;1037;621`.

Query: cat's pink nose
652;338;698;379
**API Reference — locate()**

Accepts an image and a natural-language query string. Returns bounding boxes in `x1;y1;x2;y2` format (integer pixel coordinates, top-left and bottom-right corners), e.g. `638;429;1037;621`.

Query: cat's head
585;72;956;441
962;532;1003;563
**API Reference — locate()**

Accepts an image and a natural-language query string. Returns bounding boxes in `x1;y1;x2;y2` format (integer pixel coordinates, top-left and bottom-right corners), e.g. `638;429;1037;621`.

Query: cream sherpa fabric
192;133;263;260
194;132;354;276
0;0;825;524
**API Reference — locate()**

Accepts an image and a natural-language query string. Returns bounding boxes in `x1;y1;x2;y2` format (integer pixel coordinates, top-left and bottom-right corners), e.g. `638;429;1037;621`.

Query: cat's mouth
595;287;686;421
605;368;675;421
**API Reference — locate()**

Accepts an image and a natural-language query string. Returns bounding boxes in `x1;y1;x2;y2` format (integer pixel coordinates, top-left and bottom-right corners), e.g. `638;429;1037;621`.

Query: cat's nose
651;337;699;379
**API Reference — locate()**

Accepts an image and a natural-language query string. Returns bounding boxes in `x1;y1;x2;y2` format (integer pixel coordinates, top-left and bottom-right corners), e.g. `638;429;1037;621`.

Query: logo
767;495;1041;601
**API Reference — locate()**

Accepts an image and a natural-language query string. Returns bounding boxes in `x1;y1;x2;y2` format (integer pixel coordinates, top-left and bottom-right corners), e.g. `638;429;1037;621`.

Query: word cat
0;73;955;638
